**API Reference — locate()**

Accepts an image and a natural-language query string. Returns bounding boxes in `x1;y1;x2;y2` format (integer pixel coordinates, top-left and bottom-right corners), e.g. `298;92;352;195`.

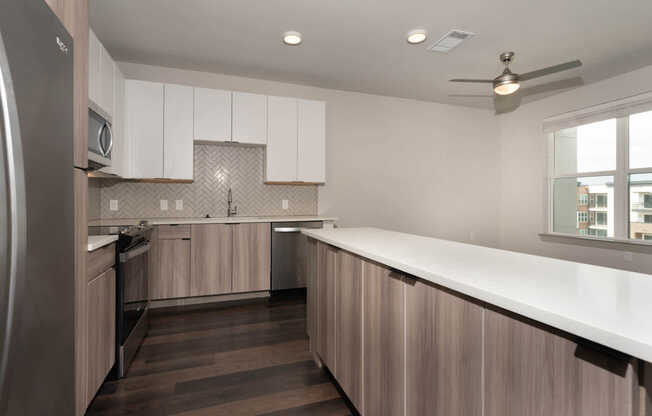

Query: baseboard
148;291;270;309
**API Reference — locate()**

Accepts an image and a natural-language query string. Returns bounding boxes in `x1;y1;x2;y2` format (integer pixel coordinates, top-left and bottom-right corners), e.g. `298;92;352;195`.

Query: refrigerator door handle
0;30;26;411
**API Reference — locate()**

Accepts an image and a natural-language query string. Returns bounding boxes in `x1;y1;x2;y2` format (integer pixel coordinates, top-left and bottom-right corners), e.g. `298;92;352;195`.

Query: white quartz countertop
89;216;337;227
87;235;118;252
302;227;652;362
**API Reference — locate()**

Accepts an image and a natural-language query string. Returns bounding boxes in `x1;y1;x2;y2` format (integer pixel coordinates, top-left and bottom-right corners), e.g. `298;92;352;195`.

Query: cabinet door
485;309;636;416
87;268;116;403
335;250;363;411
316;242;336;370
297;99;326;183
405;280;483;416
363;260;405;416
99;45;114;118
194;88;231;142
190;224;232;296
232;91;267;144
306;237;318;345
88;29;100;107
266;96;297;182
126;80;164;179
164;84;194;180
232;223;271;292
152;239;190;299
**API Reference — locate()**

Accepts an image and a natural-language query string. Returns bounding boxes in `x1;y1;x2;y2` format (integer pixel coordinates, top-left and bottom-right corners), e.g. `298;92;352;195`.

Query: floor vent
428;30;474;53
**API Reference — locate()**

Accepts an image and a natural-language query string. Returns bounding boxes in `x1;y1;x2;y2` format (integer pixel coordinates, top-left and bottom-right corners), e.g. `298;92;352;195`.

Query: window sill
539;232;652;248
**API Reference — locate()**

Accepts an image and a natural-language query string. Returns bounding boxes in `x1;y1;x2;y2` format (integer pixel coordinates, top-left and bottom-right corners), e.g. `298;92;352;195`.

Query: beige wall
120;62;502;246
496;65;652;273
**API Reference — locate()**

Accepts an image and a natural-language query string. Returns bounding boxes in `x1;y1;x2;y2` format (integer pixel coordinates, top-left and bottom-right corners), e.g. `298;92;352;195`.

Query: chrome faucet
227;188;237;217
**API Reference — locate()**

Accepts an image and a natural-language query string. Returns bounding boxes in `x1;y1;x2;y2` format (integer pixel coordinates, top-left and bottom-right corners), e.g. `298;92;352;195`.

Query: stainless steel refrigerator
0;0;74;414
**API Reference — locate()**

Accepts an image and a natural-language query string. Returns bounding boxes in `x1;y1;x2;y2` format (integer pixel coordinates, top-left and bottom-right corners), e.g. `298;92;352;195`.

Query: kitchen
2;0;652;415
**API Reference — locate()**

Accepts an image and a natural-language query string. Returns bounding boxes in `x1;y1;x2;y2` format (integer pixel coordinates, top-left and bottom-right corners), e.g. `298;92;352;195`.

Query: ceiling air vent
428;30;474;53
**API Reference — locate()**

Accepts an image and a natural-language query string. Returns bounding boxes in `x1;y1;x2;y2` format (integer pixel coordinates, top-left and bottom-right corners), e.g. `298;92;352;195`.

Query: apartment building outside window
546;97;652;242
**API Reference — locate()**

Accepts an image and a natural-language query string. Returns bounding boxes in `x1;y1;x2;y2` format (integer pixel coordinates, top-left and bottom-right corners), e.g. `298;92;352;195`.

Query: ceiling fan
450;51;582;96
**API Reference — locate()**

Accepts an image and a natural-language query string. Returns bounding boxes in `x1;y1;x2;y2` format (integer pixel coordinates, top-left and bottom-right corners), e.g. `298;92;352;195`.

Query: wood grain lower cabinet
363;260;405;416
191;224;232;296
316;242;337;370
306;237;318;345
405;280;483;416
232;223;271;292
86;268;115;403
335;250;363;412
485;308;637;416
151;238;191;299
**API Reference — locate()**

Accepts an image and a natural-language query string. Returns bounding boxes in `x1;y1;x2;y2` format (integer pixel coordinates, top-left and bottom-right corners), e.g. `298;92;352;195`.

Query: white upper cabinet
266;96;298;182
88;29;100;108
88;28;115;119
232;92;267;144
126;80;164;179
164;84;194;180
193;88;231;142
297;99;326;183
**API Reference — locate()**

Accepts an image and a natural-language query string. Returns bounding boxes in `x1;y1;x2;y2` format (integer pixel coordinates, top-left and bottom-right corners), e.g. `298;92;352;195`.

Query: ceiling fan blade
518;76;584;97
449;78;494;83
494;93;522;115
519;60;582;81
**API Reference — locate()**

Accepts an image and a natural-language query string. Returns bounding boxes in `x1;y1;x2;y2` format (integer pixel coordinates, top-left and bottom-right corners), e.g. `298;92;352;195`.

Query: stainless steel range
89;223;151;378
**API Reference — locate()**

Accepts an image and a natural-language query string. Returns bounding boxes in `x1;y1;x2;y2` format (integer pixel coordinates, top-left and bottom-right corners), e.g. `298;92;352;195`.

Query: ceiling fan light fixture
494;81;520;95
493;71;521;95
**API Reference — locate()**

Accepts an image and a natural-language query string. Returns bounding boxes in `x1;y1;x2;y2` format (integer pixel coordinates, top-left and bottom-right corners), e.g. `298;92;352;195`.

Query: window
548;107;652;242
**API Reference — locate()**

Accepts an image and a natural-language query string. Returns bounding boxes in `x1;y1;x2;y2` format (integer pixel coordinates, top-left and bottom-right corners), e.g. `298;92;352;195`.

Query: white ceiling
89;0;652;109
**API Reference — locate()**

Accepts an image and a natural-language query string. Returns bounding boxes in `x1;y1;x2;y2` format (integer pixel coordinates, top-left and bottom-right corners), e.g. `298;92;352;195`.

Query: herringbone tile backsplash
97;145;318;218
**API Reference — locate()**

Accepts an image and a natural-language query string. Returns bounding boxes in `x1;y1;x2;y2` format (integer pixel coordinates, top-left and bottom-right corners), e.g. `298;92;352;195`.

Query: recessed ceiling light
283;31;302;46
406;29;427;45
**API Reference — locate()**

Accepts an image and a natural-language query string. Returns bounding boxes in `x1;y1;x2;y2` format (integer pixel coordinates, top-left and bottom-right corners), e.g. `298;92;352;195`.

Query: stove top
88;222;152;237
88;222;152;252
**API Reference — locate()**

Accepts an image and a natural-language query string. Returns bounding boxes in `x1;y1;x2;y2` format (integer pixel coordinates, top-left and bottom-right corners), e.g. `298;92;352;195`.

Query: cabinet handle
182;238;191;241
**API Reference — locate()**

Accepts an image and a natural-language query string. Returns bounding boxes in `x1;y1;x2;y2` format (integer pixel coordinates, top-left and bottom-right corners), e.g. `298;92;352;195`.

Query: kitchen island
302;227;652;416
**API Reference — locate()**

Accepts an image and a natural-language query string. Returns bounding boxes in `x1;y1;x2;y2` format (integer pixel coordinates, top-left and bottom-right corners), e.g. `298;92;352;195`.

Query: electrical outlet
160;200;168;211
109;200;118;211
282;199;289;210
175;200;183;210
624;251;633;262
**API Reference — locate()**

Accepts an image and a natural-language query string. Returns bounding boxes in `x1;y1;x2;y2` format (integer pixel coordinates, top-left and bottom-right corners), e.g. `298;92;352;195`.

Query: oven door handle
119;242;151;263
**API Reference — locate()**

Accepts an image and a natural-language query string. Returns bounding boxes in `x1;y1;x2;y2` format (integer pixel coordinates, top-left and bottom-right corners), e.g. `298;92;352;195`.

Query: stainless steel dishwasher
271;221;323;290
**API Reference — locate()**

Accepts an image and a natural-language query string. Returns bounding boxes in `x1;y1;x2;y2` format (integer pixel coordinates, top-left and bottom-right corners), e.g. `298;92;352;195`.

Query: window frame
545;110;652;244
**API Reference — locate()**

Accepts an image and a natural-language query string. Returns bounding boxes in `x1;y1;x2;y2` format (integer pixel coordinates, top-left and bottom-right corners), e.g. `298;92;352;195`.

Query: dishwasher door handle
273;227;301;233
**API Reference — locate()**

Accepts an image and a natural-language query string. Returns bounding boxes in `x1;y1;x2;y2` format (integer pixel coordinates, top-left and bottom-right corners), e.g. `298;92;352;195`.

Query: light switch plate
109;200;118;211
282;199;288;210
175;200;183;210
160;200;168;211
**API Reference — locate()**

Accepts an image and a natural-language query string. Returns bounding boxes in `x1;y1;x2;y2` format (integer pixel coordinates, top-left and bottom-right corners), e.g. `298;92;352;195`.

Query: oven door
118;240;149;345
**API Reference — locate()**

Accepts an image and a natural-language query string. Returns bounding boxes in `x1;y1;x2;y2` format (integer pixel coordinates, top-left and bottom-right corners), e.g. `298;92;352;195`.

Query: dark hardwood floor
86;294;353;415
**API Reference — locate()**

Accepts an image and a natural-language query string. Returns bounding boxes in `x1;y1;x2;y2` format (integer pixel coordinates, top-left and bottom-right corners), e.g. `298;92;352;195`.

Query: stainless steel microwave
88;108;113;170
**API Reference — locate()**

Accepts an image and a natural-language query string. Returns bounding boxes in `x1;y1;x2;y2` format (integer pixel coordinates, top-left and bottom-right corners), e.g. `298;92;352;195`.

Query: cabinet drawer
158;224;191;239
87;243;116;282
